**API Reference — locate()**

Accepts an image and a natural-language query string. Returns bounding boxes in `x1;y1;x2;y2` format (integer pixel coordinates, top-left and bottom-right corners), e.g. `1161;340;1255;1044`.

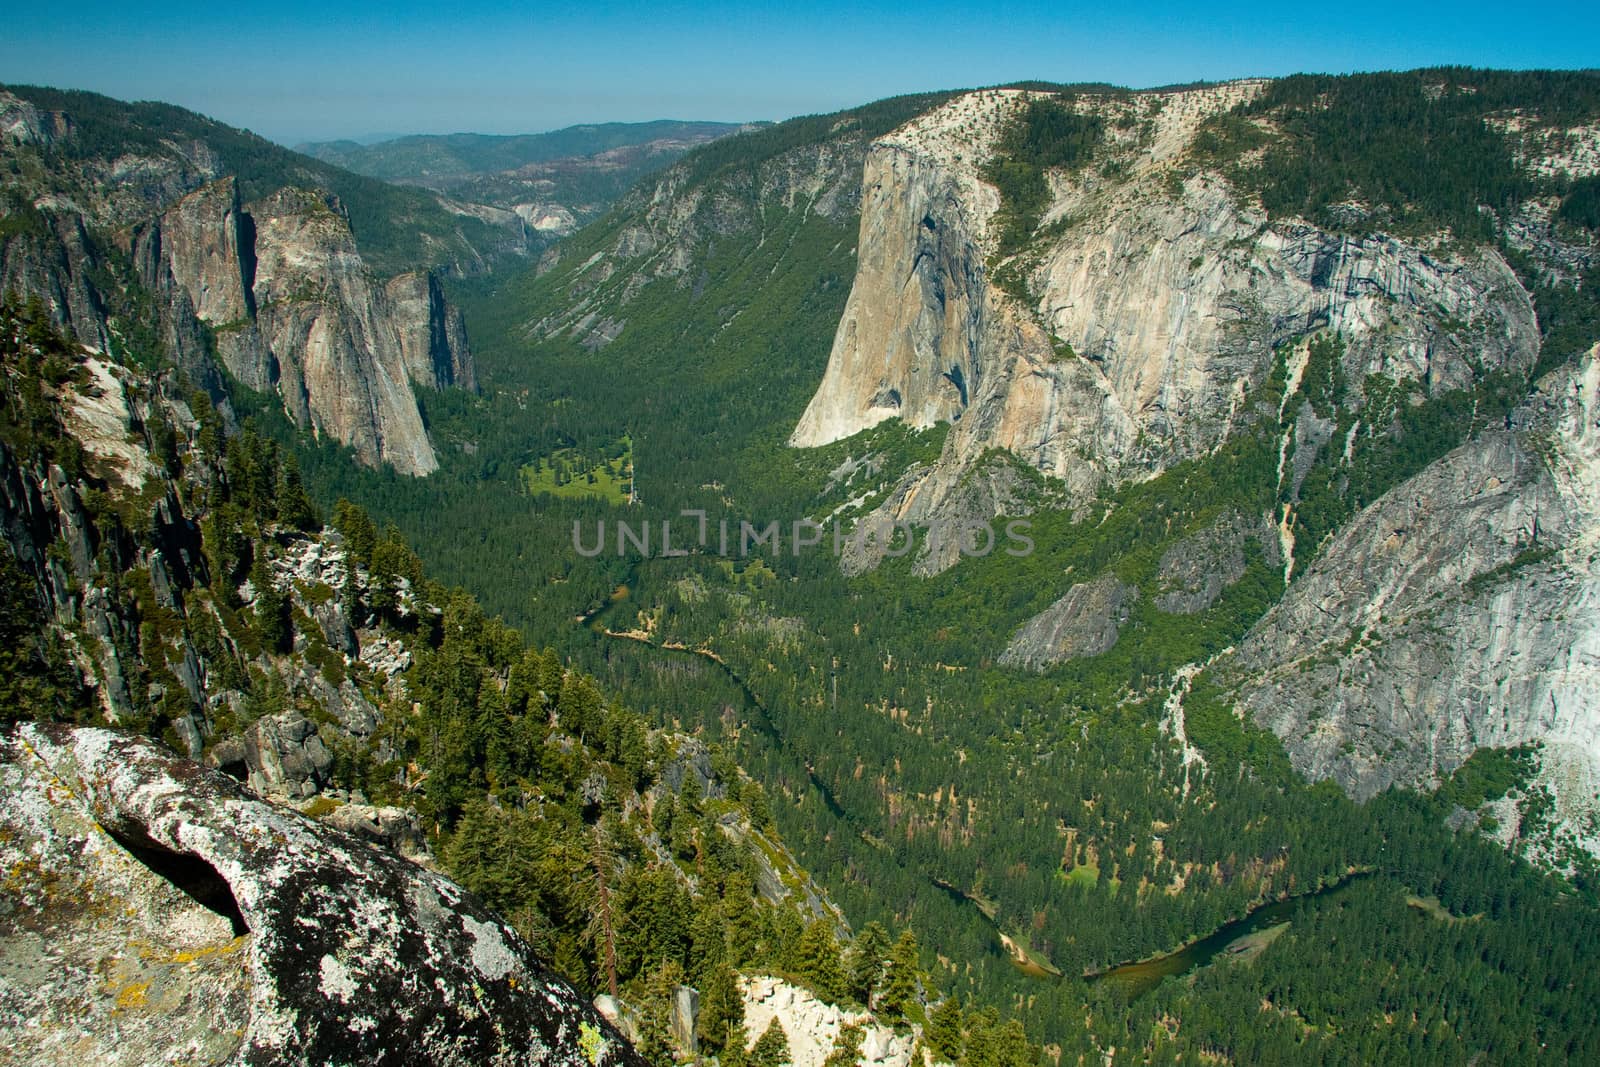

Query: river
582;570;1373;1000
1085;871;1374;997
581;571;853;824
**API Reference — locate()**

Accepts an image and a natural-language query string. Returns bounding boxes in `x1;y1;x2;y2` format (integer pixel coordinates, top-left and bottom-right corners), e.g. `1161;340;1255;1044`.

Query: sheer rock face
0;208;116;356
791;85;1542;568
1229;346;1600;860
790;143;993;447
0;91;475;476
0;724;645;1067
138;182;471;475
384;269;476;392
243;188;439;474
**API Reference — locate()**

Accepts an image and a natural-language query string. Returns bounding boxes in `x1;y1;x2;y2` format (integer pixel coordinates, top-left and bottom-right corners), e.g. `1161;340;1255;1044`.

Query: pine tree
368;531;413;617
750;1018;791;1067
696;960;744;1052
794;919;849;1005
722;1022;751;1067
991;1019;1033;1067
202;506;244;599
536;648;565;708
769;908;805;971
332;498;377;566
590;818;619;998
274;452;318;530
740;778;774;831
721;872;761;968
249;554;289;653
823;1023;865;1067
927;997;964;1064
551;933;591;995
846;921;891;1005
688;903;728;982
339;548;362;623
880;929;923;1021
557;673;602;738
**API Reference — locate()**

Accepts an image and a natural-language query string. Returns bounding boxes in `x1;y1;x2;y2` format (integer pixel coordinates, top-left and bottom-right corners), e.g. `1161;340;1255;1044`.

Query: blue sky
4;2;1596;145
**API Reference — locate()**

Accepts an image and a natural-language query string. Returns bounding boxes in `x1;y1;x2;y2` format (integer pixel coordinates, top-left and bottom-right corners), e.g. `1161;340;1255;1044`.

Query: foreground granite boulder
0;723;643;1067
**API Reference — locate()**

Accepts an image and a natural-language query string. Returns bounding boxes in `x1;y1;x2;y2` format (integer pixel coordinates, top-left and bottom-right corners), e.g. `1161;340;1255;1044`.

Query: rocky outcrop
1154;511;1281;615
240;711;335;799
320;802;432;864
791;85;1545;570
1000;572;1139;670
0;723;644;1067
739;977;913;1067
152;177;257;329
1228;345;1600;863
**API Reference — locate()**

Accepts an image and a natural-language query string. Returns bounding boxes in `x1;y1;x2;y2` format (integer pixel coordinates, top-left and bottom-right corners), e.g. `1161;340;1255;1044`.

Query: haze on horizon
4;0;1596;146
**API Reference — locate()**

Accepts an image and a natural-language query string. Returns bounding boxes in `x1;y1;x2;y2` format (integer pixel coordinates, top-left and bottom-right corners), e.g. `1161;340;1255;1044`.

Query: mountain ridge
0;85;490;473
296;120;757;181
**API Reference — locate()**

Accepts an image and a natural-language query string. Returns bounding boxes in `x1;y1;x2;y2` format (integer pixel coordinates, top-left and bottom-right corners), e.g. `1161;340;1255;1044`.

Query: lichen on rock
0;723;646;1067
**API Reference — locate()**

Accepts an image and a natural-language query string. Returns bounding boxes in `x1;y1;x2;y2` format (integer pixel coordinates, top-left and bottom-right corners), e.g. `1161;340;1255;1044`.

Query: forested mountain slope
25;70;1600;1062
0;296;1034;1065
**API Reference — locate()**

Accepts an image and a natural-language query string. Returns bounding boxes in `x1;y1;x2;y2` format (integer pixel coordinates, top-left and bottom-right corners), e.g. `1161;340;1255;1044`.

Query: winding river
582;570;1375;1000
581;573;852;824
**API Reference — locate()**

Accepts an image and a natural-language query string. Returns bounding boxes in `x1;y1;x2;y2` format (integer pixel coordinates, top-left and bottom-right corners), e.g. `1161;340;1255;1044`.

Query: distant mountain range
296;121;756;182
297;121;762;236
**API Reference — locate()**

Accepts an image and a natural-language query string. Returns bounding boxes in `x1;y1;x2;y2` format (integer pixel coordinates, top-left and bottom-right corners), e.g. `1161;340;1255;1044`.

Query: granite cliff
792;83;1553;560
782;75;1600;863
0;87;477;474
1226;344;1600;867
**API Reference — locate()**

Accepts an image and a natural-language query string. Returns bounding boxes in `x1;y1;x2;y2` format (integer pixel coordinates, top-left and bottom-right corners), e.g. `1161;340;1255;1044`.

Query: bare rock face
1228;346;1600;863
384;270;476;392
0;91;476;477
0;723;644;1067
0;92;70;147
790;143;991;445
1154;511;1281;615
791;85;1543;569
0;208;116;356
138;184;477;474
834;453;1040;577
240;711;335;800
154;178;257;328
239;188;440;474
1000;572;1139;670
